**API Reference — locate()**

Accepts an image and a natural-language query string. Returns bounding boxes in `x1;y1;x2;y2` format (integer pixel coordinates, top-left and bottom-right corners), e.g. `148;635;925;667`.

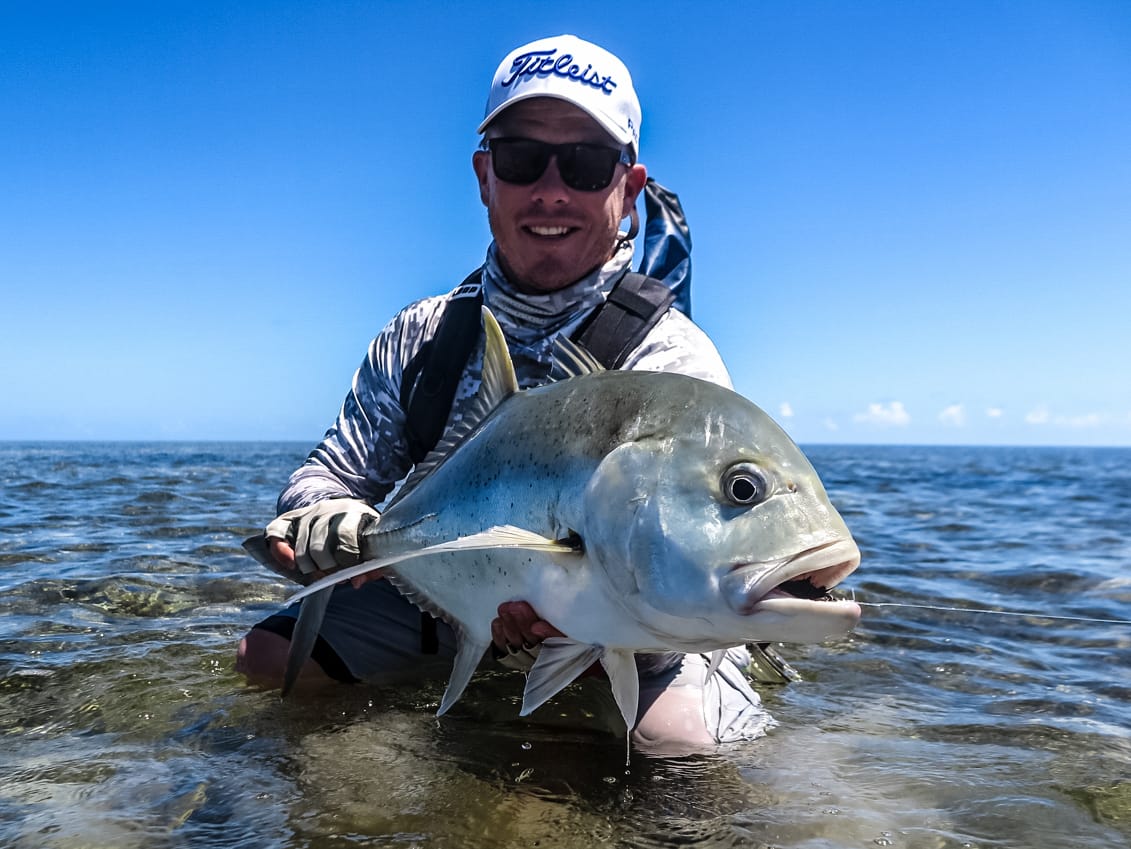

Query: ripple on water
1;442;1128;848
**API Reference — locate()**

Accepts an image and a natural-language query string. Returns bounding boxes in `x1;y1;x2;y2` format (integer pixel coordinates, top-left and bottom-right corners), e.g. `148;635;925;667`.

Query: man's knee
631;685;716;755
235;627;335;689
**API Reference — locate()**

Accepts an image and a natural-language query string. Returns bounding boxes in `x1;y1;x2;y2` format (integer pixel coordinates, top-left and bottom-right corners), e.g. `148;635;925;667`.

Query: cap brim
477;92;633;148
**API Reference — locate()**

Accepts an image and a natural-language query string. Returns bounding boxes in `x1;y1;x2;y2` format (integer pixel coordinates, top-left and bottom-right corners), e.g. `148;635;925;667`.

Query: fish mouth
721;539;861;616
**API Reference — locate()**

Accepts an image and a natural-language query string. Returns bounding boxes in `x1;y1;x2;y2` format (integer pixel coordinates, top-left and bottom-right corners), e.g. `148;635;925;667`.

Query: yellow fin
390;306;517;504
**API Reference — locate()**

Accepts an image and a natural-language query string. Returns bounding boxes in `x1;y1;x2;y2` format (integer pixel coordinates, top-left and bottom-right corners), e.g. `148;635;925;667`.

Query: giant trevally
246;307;861;732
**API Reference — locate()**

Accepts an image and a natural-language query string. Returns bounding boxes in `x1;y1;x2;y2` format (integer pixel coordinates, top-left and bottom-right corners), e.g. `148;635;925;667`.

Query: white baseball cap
478;34;641;158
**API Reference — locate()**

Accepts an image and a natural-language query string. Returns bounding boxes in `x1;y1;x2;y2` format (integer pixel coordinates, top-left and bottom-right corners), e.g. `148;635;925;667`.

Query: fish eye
721;463;772;507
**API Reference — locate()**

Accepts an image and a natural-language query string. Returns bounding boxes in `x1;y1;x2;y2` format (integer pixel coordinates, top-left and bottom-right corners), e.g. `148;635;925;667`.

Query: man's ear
472;150;491;207
621;163;648;217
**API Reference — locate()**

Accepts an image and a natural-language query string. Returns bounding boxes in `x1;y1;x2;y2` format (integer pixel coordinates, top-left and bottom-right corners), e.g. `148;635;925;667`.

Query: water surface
1;442;1128;848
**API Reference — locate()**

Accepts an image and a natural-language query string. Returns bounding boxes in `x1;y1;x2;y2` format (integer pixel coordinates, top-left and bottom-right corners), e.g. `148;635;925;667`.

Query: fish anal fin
520;638;604;716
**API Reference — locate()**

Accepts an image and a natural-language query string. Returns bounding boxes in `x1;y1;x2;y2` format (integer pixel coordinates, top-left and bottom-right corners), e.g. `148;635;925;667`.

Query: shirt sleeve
275;297;443;514
619;309;733;389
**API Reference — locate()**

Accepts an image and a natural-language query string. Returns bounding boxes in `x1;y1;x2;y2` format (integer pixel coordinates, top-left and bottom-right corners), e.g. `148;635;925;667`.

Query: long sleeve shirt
277;241;731;514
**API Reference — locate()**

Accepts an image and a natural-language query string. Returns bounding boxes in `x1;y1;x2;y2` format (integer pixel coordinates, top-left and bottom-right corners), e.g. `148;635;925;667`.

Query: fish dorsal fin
391;306;518;502
551;334;607;380
479;305;519;404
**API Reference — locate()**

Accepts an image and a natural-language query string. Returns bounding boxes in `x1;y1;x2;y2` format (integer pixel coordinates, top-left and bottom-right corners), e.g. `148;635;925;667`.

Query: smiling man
237;34;772;752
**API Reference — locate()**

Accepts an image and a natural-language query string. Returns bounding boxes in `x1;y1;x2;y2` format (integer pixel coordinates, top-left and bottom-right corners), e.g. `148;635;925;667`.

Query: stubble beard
489;209;617;294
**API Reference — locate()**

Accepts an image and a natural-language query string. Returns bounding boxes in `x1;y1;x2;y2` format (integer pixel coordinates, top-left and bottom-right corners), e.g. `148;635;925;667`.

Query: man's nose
529;155;570;203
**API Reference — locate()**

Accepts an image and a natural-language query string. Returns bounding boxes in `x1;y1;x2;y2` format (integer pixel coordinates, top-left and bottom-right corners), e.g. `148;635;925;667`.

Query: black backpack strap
398;270;483;655
573;272;676;368
400;271;484;466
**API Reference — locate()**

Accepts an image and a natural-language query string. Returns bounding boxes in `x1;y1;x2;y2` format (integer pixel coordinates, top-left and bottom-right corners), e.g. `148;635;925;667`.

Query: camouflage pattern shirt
277;240;732;513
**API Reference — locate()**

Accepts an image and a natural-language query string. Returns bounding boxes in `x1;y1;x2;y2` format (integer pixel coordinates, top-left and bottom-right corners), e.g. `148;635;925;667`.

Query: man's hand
490;601;564;672
264;499;379;583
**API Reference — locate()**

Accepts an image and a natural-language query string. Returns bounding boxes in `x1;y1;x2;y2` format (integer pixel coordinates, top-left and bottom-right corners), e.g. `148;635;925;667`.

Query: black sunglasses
485;137;632;192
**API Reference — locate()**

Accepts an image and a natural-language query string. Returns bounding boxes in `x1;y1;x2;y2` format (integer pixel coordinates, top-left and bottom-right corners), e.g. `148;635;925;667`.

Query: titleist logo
501;49;617;94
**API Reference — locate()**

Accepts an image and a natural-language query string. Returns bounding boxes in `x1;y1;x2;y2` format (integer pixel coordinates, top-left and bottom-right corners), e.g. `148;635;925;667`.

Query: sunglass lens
491;140;548;185
559;146;620;191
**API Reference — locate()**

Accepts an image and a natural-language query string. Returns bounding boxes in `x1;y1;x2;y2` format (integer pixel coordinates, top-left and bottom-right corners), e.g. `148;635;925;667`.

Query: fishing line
852;599;1131;626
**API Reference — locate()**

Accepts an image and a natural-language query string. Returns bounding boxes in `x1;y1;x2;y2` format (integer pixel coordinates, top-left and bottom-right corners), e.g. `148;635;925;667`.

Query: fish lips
720;539;861;617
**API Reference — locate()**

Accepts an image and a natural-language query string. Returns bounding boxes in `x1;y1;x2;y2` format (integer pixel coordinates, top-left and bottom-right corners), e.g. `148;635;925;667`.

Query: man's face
473;98;647;293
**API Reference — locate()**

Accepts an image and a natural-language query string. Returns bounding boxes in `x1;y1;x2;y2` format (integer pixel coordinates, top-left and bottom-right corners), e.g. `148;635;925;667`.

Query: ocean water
0;441;1128;849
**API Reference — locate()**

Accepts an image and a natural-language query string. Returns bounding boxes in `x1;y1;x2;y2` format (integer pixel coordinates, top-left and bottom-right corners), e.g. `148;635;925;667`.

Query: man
237;34;773;751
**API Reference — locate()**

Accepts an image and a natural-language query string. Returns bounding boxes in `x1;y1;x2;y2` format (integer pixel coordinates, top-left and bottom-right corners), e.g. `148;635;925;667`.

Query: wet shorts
252;580;775;745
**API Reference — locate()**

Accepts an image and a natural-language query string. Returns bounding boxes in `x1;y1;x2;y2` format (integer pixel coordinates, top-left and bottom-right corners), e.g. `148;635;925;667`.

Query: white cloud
823;418;839;431
1063;413;1103;429
1025;407;1108;429
938;404;966;427
854;401;910;427
986;407;1004;419
779;402;794;418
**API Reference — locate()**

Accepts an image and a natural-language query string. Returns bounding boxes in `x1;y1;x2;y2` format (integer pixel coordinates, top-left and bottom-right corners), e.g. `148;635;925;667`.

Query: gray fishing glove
264;498;379;577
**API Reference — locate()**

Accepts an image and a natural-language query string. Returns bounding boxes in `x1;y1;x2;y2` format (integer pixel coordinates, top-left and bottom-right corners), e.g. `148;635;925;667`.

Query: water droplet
520;741;532;750
603;776;617;784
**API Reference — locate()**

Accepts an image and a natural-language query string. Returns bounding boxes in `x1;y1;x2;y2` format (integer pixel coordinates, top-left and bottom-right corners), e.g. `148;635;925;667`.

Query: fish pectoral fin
456;525;578;553
519;638;604;716
437;635;490;716
285;525;577;606
599;649;639;734
281;587;334;696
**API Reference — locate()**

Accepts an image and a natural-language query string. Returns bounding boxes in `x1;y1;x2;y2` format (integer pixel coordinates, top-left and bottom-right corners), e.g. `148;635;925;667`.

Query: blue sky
2;1;1128;446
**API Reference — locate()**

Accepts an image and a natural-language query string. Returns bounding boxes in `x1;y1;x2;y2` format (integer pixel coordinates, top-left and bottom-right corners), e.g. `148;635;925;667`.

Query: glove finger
265;512;298;545
292;512;319;575
307;514;341;573
328;512;361;569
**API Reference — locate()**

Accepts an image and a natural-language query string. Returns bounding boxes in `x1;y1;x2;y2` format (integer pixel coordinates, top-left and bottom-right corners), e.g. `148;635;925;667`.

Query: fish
245;307;861;732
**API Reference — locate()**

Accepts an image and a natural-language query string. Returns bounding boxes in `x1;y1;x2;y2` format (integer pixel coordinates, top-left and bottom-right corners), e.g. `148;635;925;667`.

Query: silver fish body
276;309;861;729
